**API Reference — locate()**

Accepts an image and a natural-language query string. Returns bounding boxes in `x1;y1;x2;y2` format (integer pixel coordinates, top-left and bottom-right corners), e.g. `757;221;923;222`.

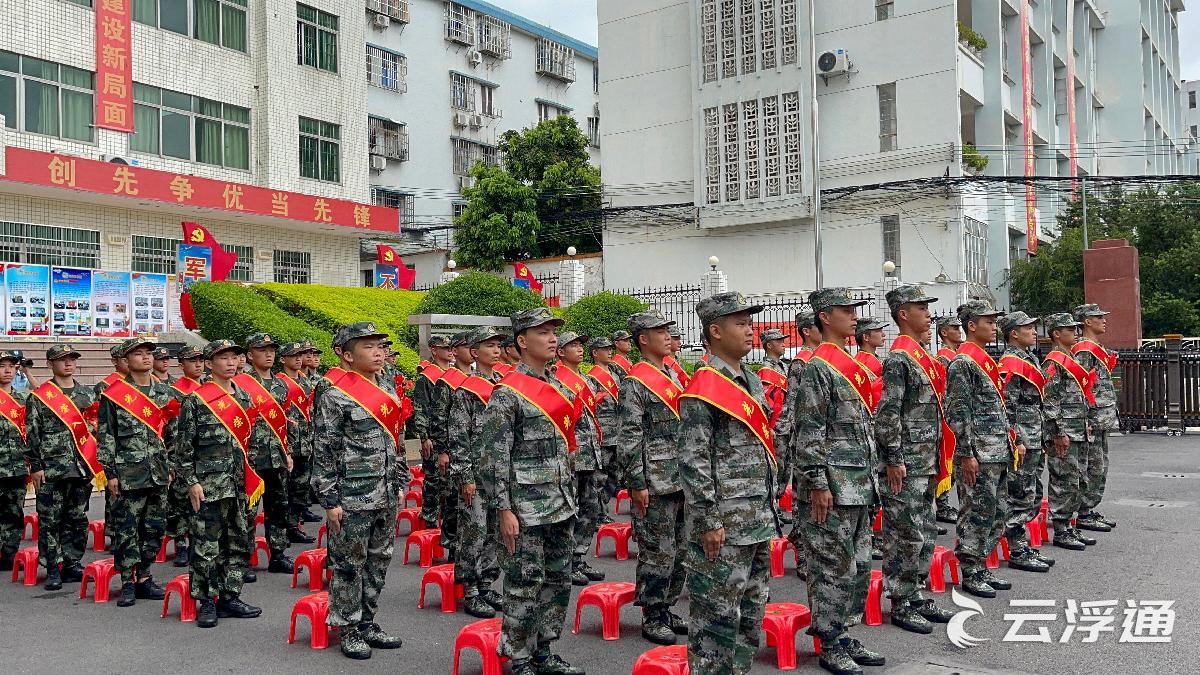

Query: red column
1082;239;1141;349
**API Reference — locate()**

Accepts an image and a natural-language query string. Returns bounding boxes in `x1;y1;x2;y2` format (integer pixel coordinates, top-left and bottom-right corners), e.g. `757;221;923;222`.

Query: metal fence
1117;337;1200;435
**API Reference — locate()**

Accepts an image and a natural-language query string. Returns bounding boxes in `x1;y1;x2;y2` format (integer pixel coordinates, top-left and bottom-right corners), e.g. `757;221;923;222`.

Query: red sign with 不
95;0;134;133
2;147;400;233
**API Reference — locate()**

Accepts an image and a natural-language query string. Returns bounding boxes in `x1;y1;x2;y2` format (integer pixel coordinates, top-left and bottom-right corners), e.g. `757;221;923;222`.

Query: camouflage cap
696;292;764;324
302;339;322;355
886;284;939;314
47;344;83;361
203;339;245;359
628;310;675;335
109;344;123;358
854;317;888;336
612;330;632;342
0;350;19;364
178;345;204;360
335;321;388;348
997;311;1039;335
511;307;563;334
935;315;962;330
587;336;614;352
500;333;516;348
279;341;308;357
152;346;171;360
808;288;869;313
10;350;30;366
449;331;472;349
794;309;817;330
668;325;682;338
760;328;788;343
1044;312;1081;332
956;299;1003;324
428;334;452;348
468;326;503;347
1073;303;1110;321
245;332;278;349
116;337;156;357
380;338;394;348
556;331;589;348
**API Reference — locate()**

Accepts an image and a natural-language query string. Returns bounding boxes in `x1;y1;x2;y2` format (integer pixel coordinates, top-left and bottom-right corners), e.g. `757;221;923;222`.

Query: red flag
181;221;237;282
513;262;543;293
376;244;415;289
377;244;399;265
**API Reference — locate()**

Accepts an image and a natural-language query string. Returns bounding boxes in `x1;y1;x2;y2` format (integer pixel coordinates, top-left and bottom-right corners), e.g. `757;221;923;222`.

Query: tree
560;292;646;361
399;271;544;348
452;163;540;271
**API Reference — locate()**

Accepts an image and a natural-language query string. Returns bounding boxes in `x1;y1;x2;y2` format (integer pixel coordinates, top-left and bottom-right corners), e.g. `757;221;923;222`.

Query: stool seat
632;645;689;675
762;602;820;669
395;507;424;536
614;489;630;515
410;465;425;482
254;512;265;532
88;519;107;552
573;581;636;640
419;563;465;613
769;537;798;578
778;485;794;514
453;618;507;675
594;522;633;561
403;529;445;567
161;574;197;621
872;507;883;532
404;488;423;509
292;548;329;592
288;592;330;649
928;545;960;593
11;546;39;586
864;569;884;626
250;536;270;568
156;535;176;563
22;512;38;541
79;557;118;603
317;523;327;548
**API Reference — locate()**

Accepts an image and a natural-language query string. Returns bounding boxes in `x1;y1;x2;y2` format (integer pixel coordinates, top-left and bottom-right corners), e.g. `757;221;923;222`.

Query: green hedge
400;271;545;348
560;292;646;358
254;283;423;375
189;282;339;369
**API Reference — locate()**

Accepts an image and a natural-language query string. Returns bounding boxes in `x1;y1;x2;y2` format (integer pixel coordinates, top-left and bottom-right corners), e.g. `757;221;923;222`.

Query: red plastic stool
594;522;633;561
404;488;423;509
255;512;265;532
452;617;507;675
409;476;424;490
572;580;636;640
632;645;689;675
872;507;883;532
614;489;630;514
11;546;39;586
156;535;177;563
927;545;960;593
770;537;798;578
287;592;330;649
22;512;38;541
1036;511;1049;541
778;484;793;514
395;507;424;536
292;548;329;592
1025;519;1044;548
317;523;327;547
250;536;270;568
161;574;197;621
403;529;444;567
410;465;425;482
1040;497;1048;516
79;557;118;602
418;563;465;613
985;539;1009;569
762;602;820;669
88;519;107;552
864;569;884;626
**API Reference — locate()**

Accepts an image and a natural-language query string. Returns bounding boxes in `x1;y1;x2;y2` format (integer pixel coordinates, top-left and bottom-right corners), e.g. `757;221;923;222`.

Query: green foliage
957;21;988;51
453;164;540;271
500;115;591;184
188;282;338;368
961;143;989;172
399;271;545;348
560;292;646;351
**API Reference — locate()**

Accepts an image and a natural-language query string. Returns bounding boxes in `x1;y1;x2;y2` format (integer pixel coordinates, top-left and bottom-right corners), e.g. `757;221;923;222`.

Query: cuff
627;472;647;491
694;509;723;534
800;467;829;492
883;448;904;466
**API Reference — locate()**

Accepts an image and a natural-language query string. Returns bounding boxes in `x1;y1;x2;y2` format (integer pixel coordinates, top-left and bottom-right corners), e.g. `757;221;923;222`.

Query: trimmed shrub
560;292;646;352
400;271;544;348
189;282;339;368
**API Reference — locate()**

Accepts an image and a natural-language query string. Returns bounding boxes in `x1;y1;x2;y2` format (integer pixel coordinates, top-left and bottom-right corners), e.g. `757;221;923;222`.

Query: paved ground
1;432;1196;674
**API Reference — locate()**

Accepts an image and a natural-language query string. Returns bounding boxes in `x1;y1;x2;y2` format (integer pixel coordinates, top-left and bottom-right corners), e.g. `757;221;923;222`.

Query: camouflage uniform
1073;304;1119;524
480;309;577;668
242;334;292;558
997;314;1047;557
611;330;634;382
554;332;606;581
677;294;778;675
614;313;687;628
774;310;818;497
153;347;175;385
1042;315;1092;536
0;354;28;564
279;343;316;524
312;323;408;631
166;346;205;553
412;336;453;532
933;316;962;520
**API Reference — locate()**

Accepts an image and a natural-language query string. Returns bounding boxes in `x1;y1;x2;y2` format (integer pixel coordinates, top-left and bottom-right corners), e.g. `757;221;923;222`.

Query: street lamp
567;246;577;257
447;259;457;270
708;256;720;270
882;260;896;275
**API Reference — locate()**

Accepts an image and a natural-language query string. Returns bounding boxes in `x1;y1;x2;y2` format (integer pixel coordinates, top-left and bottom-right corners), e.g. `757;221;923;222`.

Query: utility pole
809;0;823;288
1081;176;1089;250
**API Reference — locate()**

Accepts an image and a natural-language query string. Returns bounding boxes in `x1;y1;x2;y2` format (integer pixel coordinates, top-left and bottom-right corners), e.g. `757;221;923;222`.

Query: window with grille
451;138;497;175
964;217;988;286
535;39;575;82
702;91;800;204
477;14;511;58
366;45;406;93
273;249;311;284
0;222;100;268
368;117;408;161
587;117;600;148
299;116;340;182
450;73;476;112
445;2;475;44
297;3;339;73
881;215;901;276
372;187;414;227
131;235;182;274
227;243;254;281
878;83;897;152
875;0;894;20
366;0;408;22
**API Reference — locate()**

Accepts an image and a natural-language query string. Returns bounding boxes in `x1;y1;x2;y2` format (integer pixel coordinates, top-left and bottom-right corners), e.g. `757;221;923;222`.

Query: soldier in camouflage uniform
97;343;130;546
874;285;956;635
312;322;408;659
480;307;583;675
678;292;779;675
1073;304;1119;532
172;339;260;628
97;338;174;606
933;316;962;525
794;289;885;675
278;342;318;535
612;330;635;380
502;333;521;369
26;344;97;591
412;335;454;531
997;312;1055;573
779;310;822;575
153;346;175;384
946;300;1014;599
167;345;206;567
0;350;29;571
302;341;323;388
1042;313;1096;552
585;337;620;517
760;328;789;374
615;311;689;645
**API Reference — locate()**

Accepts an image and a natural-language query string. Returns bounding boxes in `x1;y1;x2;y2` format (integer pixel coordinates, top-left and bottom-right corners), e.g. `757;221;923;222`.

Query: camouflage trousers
327;505;398;628
110;486;167;583
935;485;955;513
784;495;811;570
775;433;793;496
166;479;192;543
497;517;575;663
571;470;603;563
954;461;1009;574
684;538;770;675
36;477;91;569
247;468;290;555
881;474;937;603
455;487;498;596
421;457;460;553
189;494;249;600
599;445;621;498
288;451;314;520
630;490;687;614
1004;448;1046;550
1047;441;1088;529
1080;432;1109;513
0;476;25;557
795;501;872;644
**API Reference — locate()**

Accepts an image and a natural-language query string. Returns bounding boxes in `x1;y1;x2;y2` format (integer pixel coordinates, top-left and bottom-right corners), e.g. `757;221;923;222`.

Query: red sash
958;342;1018;465
794;349;814;364
855;351;884;412
680;366;776;466
1044;350;1097;407
324;367;347;383
329;371;405;449
891;335;956;496
587;365;619;399
664;356;691;388
936;348;957;364
420;364;445;384
0;388;26;440
460;375;496;405
172;377;201;396
102;378;172;439
441;367;468;390
813;343;877;413
234;374;289;453
626;361;683;417
1072;340;1117;373
611;354;633;374
418;360;432;371
999;354;1046;396
32;382;105;490
277;373;312;422
758;365;787;428
555;363;602;444
194;382;264;507
493;363;514;376
498;371;577;452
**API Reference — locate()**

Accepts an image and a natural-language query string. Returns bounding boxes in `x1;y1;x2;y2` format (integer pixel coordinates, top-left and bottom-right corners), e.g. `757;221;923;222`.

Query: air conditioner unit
817;49;851;77
372;13;391;29
459;176;477;191
467;48;483;67
469;114;483;128
453;111;470;127
369;154;388;171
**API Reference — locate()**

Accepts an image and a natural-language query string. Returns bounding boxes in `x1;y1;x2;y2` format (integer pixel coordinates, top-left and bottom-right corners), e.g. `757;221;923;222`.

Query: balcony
369;118;409;162
957;42;985;107
445;2;475;45
366;0;409;23
536;39;576;83
477;15;512;59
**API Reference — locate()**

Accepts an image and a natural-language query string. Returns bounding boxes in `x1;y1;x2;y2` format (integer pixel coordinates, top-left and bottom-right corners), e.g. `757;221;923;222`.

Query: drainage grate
1114;498;1192;508
1140;472;1200;479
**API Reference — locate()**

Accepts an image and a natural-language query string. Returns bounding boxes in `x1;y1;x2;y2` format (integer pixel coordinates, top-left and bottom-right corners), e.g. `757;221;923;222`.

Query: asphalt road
1;432;1195;674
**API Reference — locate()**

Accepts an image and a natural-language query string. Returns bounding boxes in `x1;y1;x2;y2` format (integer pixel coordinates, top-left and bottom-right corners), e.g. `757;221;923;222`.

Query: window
371;188;414;227
477;14;511;58
452;201;467;219
0;52;94;142
299;116;340;182
226;243;254;281
535;39;576;82
593;64;599;94
366;45;406;93
875;0;894;20
129;84;250;169
878;82;897;151
444;2;475;44
480;84;498;117
297;3;338;73
368;116;408;161
0;222;100;268
452;138;497;175
132;0;246;52
964;216;988;286
366;0;409;22
273;249;311;283
131;235;182;274
537;100;569;122
1191;90;1197;109
1191;125;1198;138
450;73;475;112
587;117;600;148
881;215;901;276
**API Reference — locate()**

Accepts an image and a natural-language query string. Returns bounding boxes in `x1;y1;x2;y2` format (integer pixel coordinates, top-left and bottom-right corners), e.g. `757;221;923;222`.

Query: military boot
44;568;62;591
1053;529;1086;550
1075;512;1112;532
509;660;538;675
533;653;585;675
890;603;933;634
482;588;504;611
1008;548;1051;573
462;594;496;618
116;582;137;607
936;523;948;535
359;622;403;649
61;563;84;583
961;571;996;598
135;577;166;599
1070;529;1097;546
268;551;295;573
217;595;262;618
1089;511;1116;529
287;526;316;543
871;535;884;561
914;598;955;623
641;611;677;645
842;638;885;666
173;545;191;567
570;565;590;586
197;599;218;628
818;644;863;675
579;561;605;581
301;509;323;523
1031;549;1055;567
981;569;1011;590
243;570;257;583
339;625;372;660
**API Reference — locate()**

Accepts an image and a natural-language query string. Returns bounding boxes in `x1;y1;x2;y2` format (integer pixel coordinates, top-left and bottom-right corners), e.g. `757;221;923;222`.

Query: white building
363;0;600;286
1186;79;1200;173
599;0;1189;309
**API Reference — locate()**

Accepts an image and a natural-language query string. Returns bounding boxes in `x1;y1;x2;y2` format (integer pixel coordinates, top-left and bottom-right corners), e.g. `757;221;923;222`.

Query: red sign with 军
95;0;134;133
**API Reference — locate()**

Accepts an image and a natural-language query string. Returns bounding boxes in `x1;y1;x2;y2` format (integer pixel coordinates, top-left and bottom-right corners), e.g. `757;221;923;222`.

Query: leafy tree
452;164;540;271
560;292;647;361
399;271;544;348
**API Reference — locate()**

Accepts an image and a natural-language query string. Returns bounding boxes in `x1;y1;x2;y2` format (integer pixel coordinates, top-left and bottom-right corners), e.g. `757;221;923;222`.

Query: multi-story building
599;0;1189;309
1186;79;1200;172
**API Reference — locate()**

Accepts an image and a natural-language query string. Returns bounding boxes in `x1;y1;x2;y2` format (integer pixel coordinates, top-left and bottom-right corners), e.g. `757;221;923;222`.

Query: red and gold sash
891;335;956;496
32;382;105;490
420;363;446;385
324;367;347;383
194;382;263;507
664;356;691;388
330;370;405;449
794;349;814;364
172;377;201;396
587;365;619;399
103;378;172;439
758;365;787;390
813;343;878;413
277;373;312;422
856;351;883;378
999;354;1047;396
234;374;289;453
441;367;469;390
936;347;957;364
556;363;601;444
680;366;776;466
460;375;496;406
626;361;683;418
0;388;26;440
758;364;787;428
1072;339;1117;373
1044;349;1097;407
498;371;577;452
493;362;514;377
958;342;1018;465
611;353;633;374
418;360;432;372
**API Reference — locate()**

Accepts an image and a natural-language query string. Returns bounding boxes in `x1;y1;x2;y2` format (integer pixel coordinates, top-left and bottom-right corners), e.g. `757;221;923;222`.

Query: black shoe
197;599;218;628
216;595;262;618
482;588;504;611
570;568;590;586
359;622;403;649
914;598;955;623
1090;511;1116;529
1075;514;1112;532
890;606;933;634
173;546;191;568
936;506;960;524
936;523;948;535
268;552;295;573
1032;549;1056;567
510;661;538;675
116;582;137;607
44;568;62;591
981;570;1011;590
135;577;166;600
0;552;12;571
1071;529;1097;546
243;570;257;583
287;527;316;544
463;594;496;618
961;573;996;598
641;616;677;645
664;610;688;635
60;564;84;583
301;509;323;523
871;547;883;561
533;653;585;675
1053;530;1085;549
339;626;372;660
819;645;863;675
841;638;885;667
1008;551;1051;573
579;561;605;582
